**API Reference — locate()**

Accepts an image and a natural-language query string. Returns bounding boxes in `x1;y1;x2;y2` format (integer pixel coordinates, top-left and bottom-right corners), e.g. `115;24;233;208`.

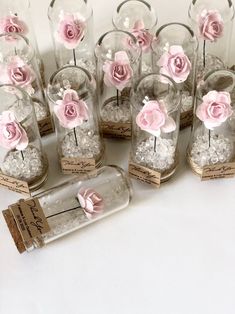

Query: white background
1;0;235;313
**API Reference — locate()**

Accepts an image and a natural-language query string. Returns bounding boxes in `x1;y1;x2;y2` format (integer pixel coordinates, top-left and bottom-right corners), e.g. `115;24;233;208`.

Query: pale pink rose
0;111;28;151
54;89;89;129
0;56;35;95
136;100;176;137
77;188;104;219
130;20;153;53
198;9;224;42
0;15;28;39
196;91;233;130
103;51;133;91
56;13;85;49
157;45;191;84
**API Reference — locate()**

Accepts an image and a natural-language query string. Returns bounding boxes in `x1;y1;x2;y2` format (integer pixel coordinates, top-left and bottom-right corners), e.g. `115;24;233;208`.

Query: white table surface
1;1;235;313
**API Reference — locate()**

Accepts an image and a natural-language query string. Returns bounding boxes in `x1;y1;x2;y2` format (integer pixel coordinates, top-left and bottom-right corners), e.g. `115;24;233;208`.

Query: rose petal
133;20;145;30
0;110;28;151
168;45;185;55
114;51;130;64
161;116;176;133
15;126;29;150
63;89;79;103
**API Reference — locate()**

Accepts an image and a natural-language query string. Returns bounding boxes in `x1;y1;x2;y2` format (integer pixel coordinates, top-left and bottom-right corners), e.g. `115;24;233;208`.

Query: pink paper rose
0;15;28;39
196;91;232;129
103;51;133;91
0;56;35;95
130;20;153;53
136;100;176;136
54;89;89;129
56;13;85;49
77;188;104;219
157;45;191;84
0;111;28;151
198;9;224;42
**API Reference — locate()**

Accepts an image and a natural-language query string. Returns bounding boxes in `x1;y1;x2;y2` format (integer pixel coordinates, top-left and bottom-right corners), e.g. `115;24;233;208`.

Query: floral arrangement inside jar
0;3;46;85
2;165;132;253
189;90;234;170
95;30;141;139
0;34;50;125
48;66;104;173
0;85;48;191
129;73;181;185
48;0;95;75
112;0;157;74
188;0;235;81
152;23;198;129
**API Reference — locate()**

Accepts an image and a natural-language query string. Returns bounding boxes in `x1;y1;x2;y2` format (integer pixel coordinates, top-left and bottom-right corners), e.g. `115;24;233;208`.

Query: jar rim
132;72;181;113
112;0;158;30
34;165;133;202
155;22;195;39
47;65;93;103
0;83;31;100
197;68;235;101
188;0;235;23
153;22;199;52
95;30;141;63
0;83;34;122
0;33;35;64
48;0;93;22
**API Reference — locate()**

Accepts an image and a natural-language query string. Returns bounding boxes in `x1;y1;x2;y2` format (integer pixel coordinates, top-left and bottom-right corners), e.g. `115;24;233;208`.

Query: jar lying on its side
3;165;132;253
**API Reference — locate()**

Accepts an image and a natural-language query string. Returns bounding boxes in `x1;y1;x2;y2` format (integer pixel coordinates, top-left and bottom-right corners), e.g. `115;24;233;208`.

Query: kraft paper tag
0;173;30;196
129;161;161;188
61;157;96;174
10;198;50;243
101;122;131;139
180;110;193;129
201;162;235;181
38;115;54;137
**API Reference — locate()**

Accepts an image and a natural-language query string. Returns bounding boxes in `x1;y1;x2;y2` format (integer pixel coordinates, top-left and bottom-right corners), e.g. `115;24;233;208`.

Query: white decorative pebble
190;134;234;168
69;58;96;76
1;145;46;182
134;136;176;171
33;101;49;121
101;98;131;123
181;91;193;113
197;54;224;81
61;128;102;158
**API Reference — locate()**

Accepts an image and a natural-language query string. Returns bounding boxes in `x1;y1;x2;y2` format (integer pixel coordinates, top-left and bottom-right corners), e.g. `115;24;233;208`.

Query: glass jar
0;33;52;137
188;0;235;81
48;0;95;76
112;0;157;74
187;69;235;179
47;65;104;174
0;0;45;85
129;73;181;187
152;23;198;129
0;85;48;194
95;30;141;139
3;165;132;253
